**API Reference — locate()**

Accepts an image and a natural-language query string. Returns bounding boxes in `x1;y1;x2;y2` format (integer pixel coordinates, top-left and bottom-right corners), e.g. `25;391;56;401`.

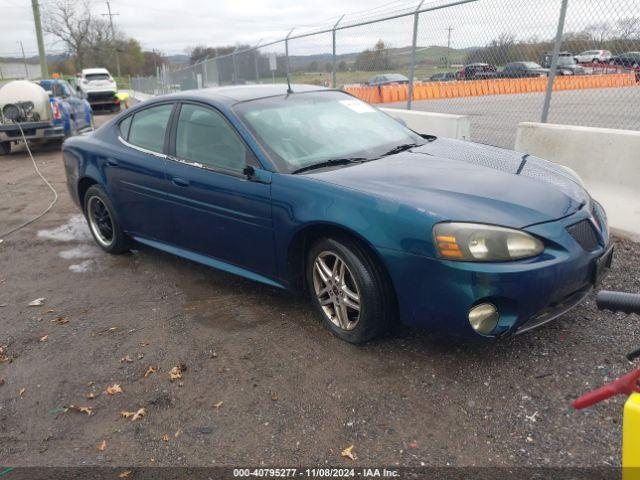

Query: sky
0;0;631;59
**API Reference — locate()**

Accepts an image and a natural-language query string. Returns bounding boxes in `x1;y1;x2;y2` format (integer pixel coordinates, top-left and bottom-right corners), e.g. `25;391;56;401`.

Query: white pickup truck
76;68;120;111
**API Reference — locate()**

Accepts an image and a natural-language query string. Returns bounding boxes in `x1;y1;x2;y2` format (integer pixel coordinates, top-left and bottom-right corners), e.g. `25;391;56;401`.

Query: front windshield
234;91;425;174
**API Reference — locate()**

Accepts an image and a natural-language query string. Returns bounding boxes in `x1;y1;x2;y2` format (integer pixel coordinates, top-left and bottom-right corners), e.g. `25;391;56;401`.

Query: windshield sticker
339;99;375;113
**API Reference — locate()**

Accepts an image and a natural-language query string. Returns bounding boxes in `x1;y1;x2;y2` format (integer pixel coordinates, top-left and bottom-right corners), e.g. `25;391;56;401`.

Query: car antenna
286;75;293;95
285;28;294;96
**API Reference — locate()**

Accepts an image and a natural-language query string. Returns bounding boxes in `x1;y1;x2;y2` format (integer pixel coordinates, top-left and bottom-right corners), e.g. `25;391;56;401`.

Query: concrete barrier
515;122;640;241
381;108;471;140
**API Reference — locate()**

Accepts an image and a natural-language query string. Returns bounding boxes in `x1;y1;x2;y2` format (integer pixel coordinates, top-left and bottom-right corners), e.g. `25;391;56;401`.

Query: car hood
306;138;589;228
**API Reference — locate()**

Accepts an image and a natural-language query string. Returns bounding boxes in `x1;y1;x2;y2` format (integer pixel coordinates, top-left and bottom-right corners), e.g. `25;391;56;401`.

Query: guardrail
345;72;638;104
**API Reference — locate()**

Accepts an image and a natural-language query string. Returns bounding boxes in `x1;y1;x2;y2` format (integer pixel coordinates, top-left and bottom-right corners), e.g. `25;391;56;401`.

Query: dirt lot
0;113;639;470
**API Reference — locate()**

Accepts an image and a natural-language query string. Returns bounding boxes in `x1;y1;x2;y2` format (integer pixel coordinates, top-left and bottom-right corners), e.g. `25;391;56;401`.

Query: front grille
567;219;599;251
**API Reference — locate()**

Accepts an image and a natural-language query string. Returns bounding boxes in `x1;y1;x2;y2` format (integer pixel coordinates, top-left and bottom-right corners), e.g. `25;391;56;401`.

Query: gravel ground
0;113;639;470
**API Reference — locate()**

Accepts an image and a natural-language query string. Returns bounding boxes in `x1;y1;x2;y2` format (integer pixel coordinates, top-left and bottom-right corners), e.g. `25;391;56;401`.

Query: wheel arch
77;176;100;212
286;222;398;314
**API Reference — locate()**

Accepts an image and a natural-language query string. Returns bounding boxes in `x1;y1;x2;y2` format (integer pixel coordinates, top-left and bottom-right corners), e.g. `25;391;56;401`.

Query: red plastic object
573;369;640;409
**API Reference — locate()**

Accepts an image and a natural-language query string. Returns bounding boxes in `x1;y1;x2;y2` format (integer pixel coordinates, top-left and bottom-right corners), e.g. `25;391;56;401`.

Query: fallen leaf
144;366;157;378
108;327;117;332
120;355;134;363
0;378;5;386
213;401;223;409
169;364;185;381
51;316;68;325
106;384;123;395
87;381;95;387
174;429;182;438
139;342;149;347
161;434;169;442
39;335;48;342
0;304;7;307
85;392;97;400
137;353;144;360
97;439;107;451
121;408;145;422
211;352;218;358
18;388;25;397
118;471;131;478
46;309;55;313
28;297;45;307
67;405;93;415
341;445;357;461
271;393;278;401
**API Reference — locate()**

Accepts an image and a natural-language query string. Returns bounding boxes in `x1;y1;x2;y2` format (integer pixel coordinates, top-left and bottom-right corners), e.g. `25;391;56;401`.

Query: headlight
433;223;544;261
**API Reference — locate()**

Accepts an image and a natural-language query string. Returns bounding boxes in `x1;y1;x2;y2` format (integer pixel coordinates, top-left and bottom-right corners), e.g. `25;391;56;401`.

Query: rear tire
0;141;10;155
306;237;394;344
84;184;130;254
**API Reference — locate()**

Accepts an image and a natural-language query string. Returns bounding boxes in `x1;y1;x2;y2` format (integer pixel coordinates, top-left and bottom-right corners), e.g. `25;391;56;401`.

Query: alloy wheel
87;196;114;247
312;251;361;330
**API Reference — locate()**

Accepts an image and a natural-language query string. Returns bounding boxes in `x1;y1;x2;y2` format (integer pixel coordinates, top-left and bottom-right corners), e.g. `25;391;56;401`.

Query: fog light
469;303;499;335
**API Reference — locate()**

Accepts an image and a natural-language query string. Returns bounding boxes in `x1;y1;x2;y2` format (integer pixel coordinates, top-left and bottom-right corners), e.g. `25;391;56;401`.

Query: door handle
106;158;119;167
171;177;190;187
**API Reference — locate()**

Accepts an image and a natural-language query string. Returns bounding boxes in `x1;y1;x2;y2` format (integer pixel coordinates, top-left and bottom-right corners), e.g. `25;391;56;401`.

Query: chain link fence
131;0;640;148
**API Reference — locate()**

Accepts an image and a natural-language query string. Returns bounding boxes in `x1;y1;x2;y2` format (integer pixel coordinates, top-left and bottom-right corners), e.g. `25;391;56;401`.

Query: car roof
146;84;331;106
82;68;110;75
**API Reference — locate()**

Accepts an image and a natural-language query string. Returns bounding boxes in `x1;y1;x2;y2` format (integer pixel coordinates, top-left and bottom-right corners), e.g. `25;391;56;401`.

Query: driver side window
175;104;247;173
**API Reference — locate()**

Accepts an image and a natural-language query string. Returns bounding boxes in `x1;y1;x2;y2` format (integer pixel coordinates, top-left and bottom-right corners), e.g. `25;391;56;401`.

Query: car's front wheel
306;237;394;344
84;185;129;254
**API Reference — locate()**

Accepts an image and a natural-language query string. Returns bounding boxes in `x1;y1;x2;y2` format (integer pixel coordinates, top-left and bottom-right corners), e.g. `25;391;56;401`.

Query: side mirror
243;165;271;184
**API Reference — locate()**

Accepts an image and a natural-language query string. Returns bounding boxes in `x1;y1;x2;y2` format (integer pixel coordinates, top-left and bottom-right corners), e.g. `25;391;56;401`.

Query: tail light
51;102;61;120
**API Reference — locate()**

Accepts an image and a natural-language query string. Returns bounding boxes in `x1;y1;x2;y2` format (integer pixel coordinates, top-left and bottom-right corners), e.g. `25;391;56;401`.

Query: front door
164;102;276;277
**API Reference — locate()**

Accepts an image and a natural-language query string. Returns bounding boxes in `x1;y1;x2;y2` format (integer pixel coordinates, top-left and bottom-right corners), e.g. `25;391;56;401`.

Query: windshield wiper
291;157;368;174
379;142;422;157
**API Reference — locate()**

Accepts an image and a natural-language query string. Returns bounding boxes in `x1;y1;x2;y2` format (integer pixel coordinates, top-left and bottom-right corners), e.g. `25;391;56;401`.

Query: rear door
164;102;276;277
105;102;175;242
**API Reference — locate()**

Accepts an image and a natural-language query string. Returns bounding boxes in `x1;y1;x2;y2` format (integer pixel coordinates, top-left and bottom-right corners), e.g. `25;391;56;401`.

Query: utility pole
446;26;453;68
31;0;48;78
18;41;29;78
102;1;121;77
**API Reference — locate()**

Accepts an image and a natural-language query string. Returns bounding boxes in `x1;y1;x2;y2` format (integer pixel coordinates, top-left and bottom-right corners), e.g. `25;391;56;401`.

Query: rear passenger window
127;104;173;154
119;116;132;139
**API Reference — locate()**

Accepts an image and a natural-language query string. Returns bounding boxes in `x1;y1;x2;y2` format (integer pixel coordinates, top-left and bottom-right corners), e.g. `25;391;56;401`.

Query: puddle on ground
180;275;281;331
38;214;91;242
59;244;101;260
69;260;94;273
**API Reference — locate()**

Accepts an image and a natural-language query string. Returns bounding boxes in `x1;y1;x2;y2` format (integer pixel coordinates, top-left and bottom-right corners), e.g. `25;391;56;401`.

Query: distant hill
287;45;471;70
167;54;190;65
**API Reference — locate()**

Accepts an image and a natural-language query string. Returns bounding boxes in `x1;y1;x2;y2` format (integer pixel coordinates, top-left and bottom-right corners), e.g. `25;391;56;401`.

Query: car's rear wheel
0;141;10;155
84;185;129;254
306;237;394;344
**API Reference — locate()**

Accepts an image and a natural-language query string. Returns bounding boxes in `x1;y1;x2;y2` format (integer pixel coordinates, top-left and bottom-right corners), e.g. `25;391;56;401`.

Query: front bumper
379;204;612;339
0;122;64;142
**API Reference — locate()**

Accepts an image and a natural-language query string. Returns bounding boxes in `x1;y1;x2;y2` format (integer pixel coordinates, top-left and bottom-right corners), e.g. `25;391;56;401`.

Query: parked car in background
456;63;497;80
77;68;120;112
62;84;612;343
0;79;93;155
476;62;549;79
427;72;456;82
609;52;640;68
367;74;409;86
541;52;586;75
574;50;612;64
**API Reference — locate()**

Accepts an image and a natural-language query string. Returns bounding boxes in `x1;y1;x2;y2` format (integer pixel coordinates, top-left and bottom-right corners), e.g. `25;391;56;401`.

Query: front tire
84;185;129;254
306;237;394;344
